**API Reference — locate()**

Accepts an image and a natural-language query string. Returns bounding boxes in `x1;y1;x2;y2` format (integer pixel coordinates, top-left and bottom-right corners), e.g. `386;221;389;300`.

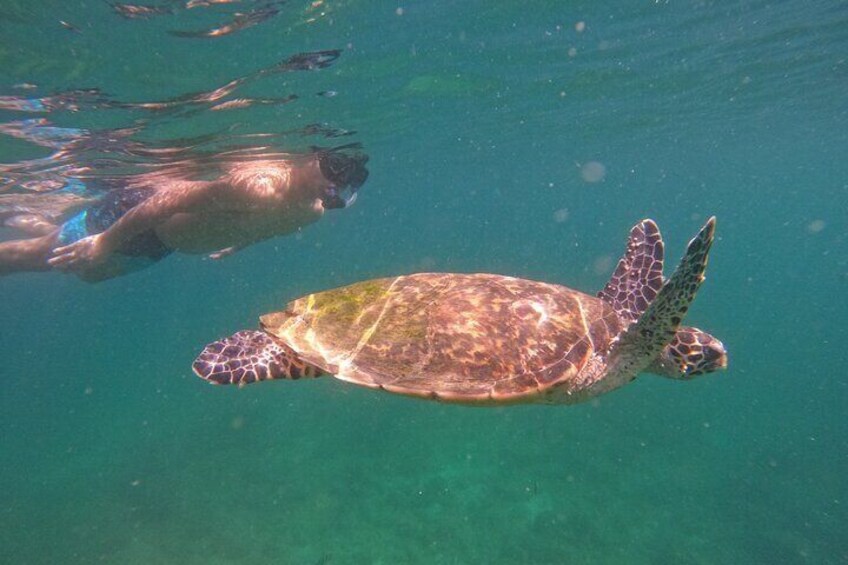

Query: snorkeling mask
318;151;369;209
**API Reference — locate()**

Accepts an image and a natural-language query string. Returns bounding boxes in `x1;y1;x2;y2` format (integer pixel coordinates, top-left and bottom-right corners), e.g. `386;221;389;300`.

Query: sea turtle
193;218;727;405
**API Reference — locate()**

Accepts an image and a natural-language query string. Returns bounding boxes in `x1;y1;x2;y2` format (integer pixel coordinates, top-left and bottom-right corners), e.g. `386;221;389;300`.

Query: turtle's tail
192;330;323;386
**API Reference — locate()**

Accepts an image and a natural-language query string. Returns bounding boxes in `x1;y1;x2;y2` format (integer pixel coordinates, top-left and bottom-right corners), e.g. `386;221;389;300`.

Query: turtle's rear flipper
193;330;323;386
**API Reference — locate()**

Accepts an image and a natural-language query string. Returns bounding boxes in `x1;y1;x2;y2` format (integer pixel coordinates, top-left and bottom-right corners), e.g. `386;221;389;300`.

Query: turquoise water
1;1;847;563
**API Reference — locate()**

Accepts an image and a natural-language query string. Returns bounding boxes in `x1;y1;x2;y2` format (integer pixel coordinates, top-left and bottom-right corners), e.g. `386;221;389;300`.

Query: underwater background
1;1;846;563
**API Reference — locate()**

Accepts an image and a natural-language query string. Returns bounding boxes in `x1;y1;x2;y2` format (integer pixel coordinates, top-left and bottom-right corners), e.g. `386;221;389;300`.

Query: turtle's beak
716;349;729;371
701;339;728;374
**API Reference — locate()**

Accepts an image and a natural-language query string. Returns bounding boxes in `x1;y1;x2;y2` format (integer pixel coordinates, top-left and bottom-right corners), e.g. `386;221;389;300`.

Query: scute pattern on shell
263;273;622;403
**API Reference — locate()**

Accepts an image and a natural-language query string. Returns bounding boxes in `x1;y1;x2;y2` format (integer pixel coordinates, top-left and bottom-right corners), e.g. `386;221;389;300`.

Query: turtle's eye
703;345;724;364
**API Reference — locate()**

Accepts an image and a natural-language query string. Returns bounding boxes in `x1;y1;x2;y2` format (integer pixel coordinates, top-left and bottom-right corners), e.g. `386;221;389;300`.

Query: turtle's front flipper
610;217;716;378
193;330;323;386
597;219;665;324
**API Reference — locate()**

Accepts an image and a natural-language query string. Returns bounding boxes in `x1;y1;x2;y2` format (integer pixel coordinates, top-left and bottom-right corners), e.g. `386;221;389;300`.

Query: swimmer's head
317;150;369;209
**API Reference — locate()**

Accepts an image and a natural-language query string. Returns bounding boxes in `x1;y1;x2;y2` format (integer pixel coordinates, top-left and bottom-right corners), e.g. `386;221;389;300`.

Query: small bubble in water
807;219;826;233
418;256;437;270
593;255;613;275
553;208;569;223
395;7;404;16
568;47;578;57
575;21;586;33
580;161;606;183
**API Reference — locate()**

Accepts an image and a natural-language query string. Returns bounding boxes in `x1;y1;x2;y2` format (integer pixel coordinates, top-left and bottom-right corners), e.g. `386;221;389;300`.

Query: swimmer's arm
49;180;229;268
101;180;231;249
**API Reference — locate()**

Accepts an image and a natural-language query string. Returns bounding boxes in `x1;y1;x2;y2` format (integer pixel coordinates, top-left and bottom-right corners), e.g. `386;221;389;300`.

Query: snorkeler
0;149;368;282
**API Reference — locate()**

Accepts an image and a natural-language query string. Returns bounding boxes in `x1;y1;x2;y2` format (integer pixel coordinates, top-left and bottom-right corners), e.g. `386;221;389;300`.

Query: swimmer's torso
153;160;326;253
156;203;323;253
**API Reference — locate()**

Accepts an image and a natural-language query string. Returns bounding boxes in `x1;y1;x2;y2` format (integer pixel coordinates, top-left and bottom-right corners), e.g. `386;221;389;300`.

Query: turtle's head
648;326;728;380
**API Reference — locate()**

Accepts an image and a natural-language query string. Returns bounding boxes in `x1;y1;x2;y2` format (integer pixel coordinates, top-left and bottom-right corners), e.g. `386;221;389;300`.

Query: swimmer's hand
48;234;113;270
207;246;239;260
